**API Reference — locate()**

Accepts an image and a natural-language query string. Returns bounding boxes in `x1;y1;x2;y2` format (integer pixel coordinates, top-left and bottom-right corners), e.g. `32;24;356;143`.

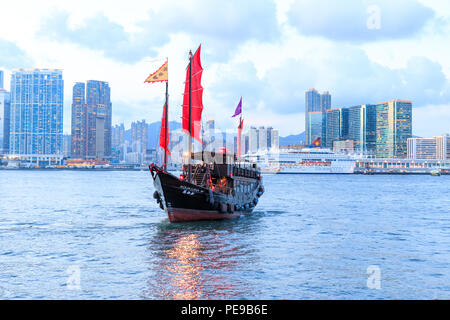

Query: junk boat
145;45;264;222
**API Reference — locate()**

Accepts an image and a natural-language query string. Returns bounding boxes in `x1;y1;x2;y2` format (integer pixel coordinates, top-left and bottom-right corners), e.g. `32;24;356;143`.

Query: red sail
182;45;204;144
159;103;171;156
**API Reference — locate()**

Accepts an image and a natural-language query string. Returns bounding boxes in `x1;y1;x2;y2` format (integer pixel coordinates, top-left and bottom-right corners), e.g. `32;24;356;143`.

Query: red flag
182;45;204;144
159;103;171;156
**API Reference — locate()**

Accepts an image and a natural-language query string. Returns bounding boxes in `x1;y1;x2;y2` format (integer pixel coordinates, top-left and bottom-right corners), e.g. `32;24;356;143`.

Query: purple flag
232;97;242;117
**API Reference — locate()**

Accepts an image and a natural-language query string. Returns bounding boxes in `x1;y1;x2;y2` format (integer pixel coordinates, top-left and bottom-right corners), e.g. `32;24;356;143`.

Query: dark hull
150;165;263;222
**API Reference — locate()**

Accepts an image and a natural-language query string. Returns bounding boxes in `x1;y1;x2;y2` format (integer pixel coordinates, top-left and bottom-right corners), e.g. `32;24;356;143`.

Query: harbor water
0;170;449;299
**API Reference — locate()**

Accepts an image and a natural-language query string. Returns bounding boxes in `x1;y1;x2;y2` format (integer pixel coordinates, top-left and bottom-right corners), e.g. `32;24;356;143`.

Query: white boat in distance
246;148;359;174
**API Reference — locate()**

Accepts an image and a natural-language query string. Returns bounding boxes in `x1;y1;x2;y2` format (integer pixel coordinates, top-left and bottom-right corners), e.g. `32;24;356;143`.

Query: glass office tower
305;89;331;145
9;69;64;160
305;89;320;145
0;88;10;154
325;108;349;149
348;104;377;154
376;100;412;158
307;112;323;145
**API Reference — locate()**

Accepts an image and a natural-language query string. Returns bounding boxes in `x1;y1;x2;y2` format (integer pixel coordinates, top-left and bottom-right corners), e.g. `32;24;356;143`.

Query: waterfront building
70;80;112;160
247;126;279;154
0;88;10;154
325;108;349;148
270;127;279;151
63;134;71;158
355;158;450;174
306;112;323;146
376;100;412;158
9;69;64;164
70;82;85;158
248;126;259;153
305;89;331;145
112;123;125;148
437;134;450;160
243;134;249;155
305;89;320;145
407;134;450;160
131;119;148;159
258;126;267;152
348;104;377;154
320;91;331;146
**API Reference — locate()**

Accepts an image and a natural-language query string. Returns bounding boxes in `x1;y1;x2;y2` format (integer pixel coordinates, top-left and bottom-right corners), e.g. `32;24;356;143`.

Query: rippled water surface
0;170;449;299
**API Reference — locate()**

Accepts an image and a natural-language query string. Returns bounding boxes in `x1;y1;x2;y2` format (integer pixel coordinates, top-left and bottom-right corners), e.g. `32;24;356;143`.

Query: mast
164;80;168;171
188;50;193;183
144;58;170;169
238;115;242;159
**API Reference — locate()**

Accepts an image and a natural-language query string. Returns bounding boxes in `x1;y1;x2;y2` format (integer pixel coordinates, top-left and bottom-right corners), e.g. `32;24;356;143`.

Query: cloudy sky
0;0;449;137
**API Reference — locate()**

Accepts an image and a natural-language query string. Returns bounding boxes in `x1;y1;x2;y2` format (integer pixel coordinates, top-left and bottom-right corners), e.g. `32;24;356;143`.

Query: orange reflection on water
165;233;204;300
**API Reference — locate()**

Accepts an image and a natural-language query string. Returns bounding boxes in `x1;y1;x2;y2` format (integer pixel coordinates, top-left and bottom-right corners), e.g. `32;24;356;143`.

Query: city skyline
0;0;449;137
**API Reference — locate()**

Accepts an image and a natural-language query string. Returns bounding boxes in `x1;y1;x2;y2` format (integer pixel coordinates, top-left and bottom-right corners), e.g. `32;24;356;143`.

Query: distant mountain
279;131;305;146
124;121;182;150
147;121;182;150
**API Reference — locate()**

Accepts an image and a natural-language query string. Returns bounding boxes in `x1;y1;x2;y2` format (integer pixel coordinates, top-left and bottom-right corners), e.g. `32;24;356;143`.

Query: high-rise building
407;135;449;160
305;89;320;145
70;80;112;159
325;108;349;148
305;89;331;145
320;91;331;112
376;100;412;158
87;80;112;159
348;104;377;154
258;126;268;151
320;91;331;146
63;134;71;158
131;120;148;153
71;82;85;158
0;70;4;89
0;88;11;154
437;134;450;160
9;69;64;163
247;126;278;153
112;123;125;148
305;88;321;113
248;126;259;153
270;127;279;150
306;112;323;145
243;134;249;155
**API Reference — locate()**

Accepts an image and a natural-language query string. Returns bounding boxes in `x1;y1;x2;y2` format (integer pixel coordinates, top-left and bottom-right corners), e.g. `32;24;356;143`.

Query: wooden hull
149;165;263;223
